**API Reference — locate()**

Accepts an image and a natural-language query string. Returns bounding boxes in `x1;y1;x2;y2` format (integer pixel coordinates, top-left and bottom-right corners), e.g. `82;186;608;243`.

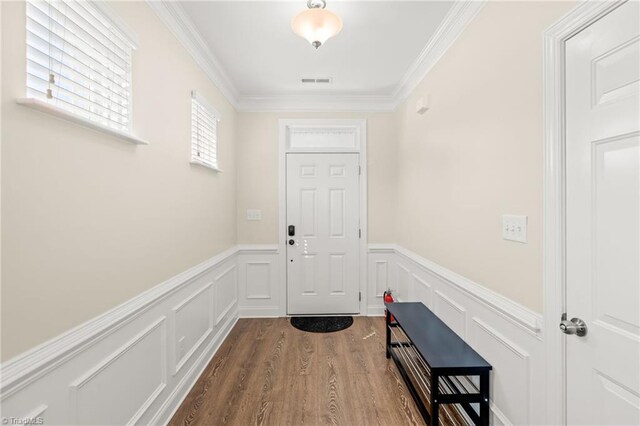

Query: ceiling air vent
301;78;333;84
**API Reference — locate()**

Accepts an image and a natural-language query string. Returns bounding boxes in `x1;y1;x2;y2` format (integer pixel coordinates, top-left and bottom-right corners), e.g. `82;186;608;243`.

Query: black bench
386;302;492;426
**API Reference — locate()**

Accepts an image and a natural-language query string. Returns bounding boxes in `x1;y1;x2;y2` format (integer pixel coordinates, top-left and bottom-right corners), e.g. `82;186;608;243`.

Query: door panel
565;2;640;424
594;136;639;335
286;153;360;314
299;189;317;237
329;189;346;237
301;254;318;295
329;254;346;294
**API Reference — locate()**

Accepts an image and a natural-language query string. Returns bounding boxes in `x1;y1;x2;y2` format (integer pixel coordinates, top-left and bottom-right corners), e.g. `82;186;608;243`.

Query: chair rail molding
542;1;626;424
368;244;542;334
236;94;397;113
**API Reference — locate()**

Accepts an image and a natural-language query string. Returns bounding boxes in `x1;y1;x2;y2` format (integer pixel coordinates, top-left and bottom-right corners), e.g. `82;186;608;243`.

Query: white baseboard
0;247;241;425
366;306;385;316
368;243;546;425
238;306;281;318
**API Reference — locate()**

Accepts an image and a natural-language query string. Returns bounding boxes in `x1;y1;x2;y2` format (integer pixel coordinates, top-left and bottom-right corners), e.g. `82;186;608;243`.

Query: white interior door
565;1;640;424
286;153;360;315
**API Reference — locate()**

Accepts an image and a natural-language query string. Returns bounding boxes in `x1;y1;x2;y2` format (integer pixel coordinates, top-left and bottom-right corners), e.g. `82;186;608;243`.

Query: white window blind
191;91;220;170
26;0;134;132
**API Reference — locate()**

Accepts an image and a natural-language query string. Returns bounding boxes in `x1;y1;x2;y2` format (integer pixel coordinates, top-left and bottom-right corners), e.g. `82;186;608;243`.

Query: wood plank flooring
170;317;425;426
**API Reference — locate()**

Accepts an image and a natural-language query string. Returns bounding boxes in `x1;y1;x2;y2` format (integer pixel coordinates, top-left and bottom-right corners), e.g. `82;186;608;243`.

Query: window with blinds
26;0;134;133
191;91;220;170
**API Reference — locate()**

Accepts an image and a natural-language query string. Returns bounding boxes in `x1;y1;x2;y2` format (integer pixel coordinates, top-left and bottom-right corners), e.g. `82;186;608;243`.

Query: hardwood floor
170;317;425;426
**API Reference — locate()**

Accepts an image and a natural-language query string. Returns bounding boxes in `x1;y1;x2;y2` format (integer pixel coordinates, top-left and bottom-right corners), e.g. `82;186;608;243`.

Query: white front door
565;1;640;424
286;153;360;315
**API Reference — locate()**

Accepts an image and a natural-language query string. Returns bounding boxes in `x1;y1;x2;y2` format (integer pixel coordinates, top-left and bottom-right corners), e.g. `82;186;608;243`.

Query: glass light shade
291;7;343;48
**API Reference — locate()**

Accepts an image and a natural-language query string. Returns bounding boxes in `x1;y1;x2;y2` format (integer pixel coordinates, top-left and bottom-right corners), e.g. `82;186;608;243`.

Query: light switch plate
247;209;262;221
502;215;527;243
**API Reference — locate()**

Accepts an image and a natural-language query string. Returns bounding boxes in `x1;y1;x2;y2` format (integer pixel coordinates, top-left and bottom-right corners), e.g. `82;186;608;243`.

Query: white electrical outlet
502;215;527;243
246;209;262;221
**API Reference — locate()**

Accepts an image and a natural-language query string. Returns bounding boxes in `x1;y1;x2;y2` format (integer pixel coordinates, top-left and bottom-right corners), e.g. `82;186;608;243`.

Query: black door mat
290;316;354;333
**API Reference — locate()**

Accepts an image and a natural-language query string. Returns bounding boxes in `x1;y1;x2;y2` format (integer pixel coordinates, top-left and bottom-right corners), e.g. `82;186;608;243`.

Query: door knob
559;314;587;336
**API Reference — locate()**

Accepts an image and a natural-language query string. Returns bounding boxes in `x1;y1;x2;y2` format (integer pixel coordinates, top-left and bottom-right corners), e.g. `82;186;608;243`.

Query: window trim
190;90;222;173
16;97;149;145
189;158;223;173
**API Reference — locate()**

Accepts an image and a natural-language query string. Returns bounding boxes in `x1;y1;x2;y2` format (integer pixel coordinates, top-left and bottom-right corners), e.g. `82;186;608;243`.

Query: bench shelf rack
385;302;492;426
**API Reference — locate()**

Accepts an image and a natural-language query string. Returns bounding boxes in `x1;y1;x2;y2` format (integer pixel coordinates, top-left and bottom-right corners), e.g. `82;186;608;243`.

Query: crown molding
146;0;485;112
390;0;487;109
236;94;396;112
146;0;240;109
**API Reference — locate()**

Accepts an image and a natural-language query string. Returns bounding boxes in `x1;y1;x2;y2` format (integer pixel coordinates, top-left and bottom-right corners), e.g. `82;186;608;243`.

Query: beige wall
236;112;397;244
1;1;237;360
395;1;574;312
1;0;576;360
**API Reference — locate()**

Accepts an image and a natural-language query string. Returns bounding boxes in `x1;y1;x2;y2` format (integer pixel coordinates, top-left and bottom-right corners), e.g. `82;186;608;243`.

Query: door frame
542;1;626;424
278;118;368;316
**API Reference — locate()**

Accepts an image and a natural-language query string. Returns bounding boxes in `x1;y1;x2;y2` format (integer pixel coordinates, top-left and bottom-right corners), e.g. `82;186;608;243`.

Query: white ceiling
178;1;454;100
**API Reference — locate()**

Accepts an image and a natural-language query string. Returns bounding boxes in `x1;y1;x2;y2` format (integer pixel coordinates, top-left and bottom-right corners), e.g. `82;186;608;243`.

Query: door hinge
359;165;361;175
359;292;361;302
359;229;361;238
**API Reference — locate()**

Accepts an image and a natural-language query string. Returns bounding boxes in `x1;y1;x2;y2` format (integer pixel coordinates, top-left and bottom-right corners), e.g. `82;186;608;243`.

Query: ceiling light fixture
291;0;343;49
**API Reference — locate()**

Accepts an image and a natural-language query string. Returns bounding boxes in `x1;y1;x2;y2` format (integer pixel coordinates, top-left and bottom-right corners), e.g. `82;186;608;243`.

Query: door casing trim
542;1;626;424
278;119;368;316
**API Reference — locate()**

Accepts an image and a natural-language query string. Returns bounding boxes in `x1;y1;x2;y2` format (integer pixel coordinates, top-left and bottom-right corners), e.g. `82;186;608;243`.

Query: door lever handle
560;314;587;337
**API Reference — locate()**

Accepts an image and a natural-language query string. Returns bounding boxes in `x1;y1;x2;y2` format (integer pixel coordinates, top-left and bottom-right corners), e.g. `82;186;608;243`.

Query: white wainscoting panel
0;248;240;426
412;274;433;309
214;265;238;326
397;264;411;302
434;290;467;339
2;242;548;425
470;318;532;426
246;262;271;298
375;261;389;298
170;283;214;375
368;244;545;425
367;246;395;316
69;318;167;425
237;245;281;317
